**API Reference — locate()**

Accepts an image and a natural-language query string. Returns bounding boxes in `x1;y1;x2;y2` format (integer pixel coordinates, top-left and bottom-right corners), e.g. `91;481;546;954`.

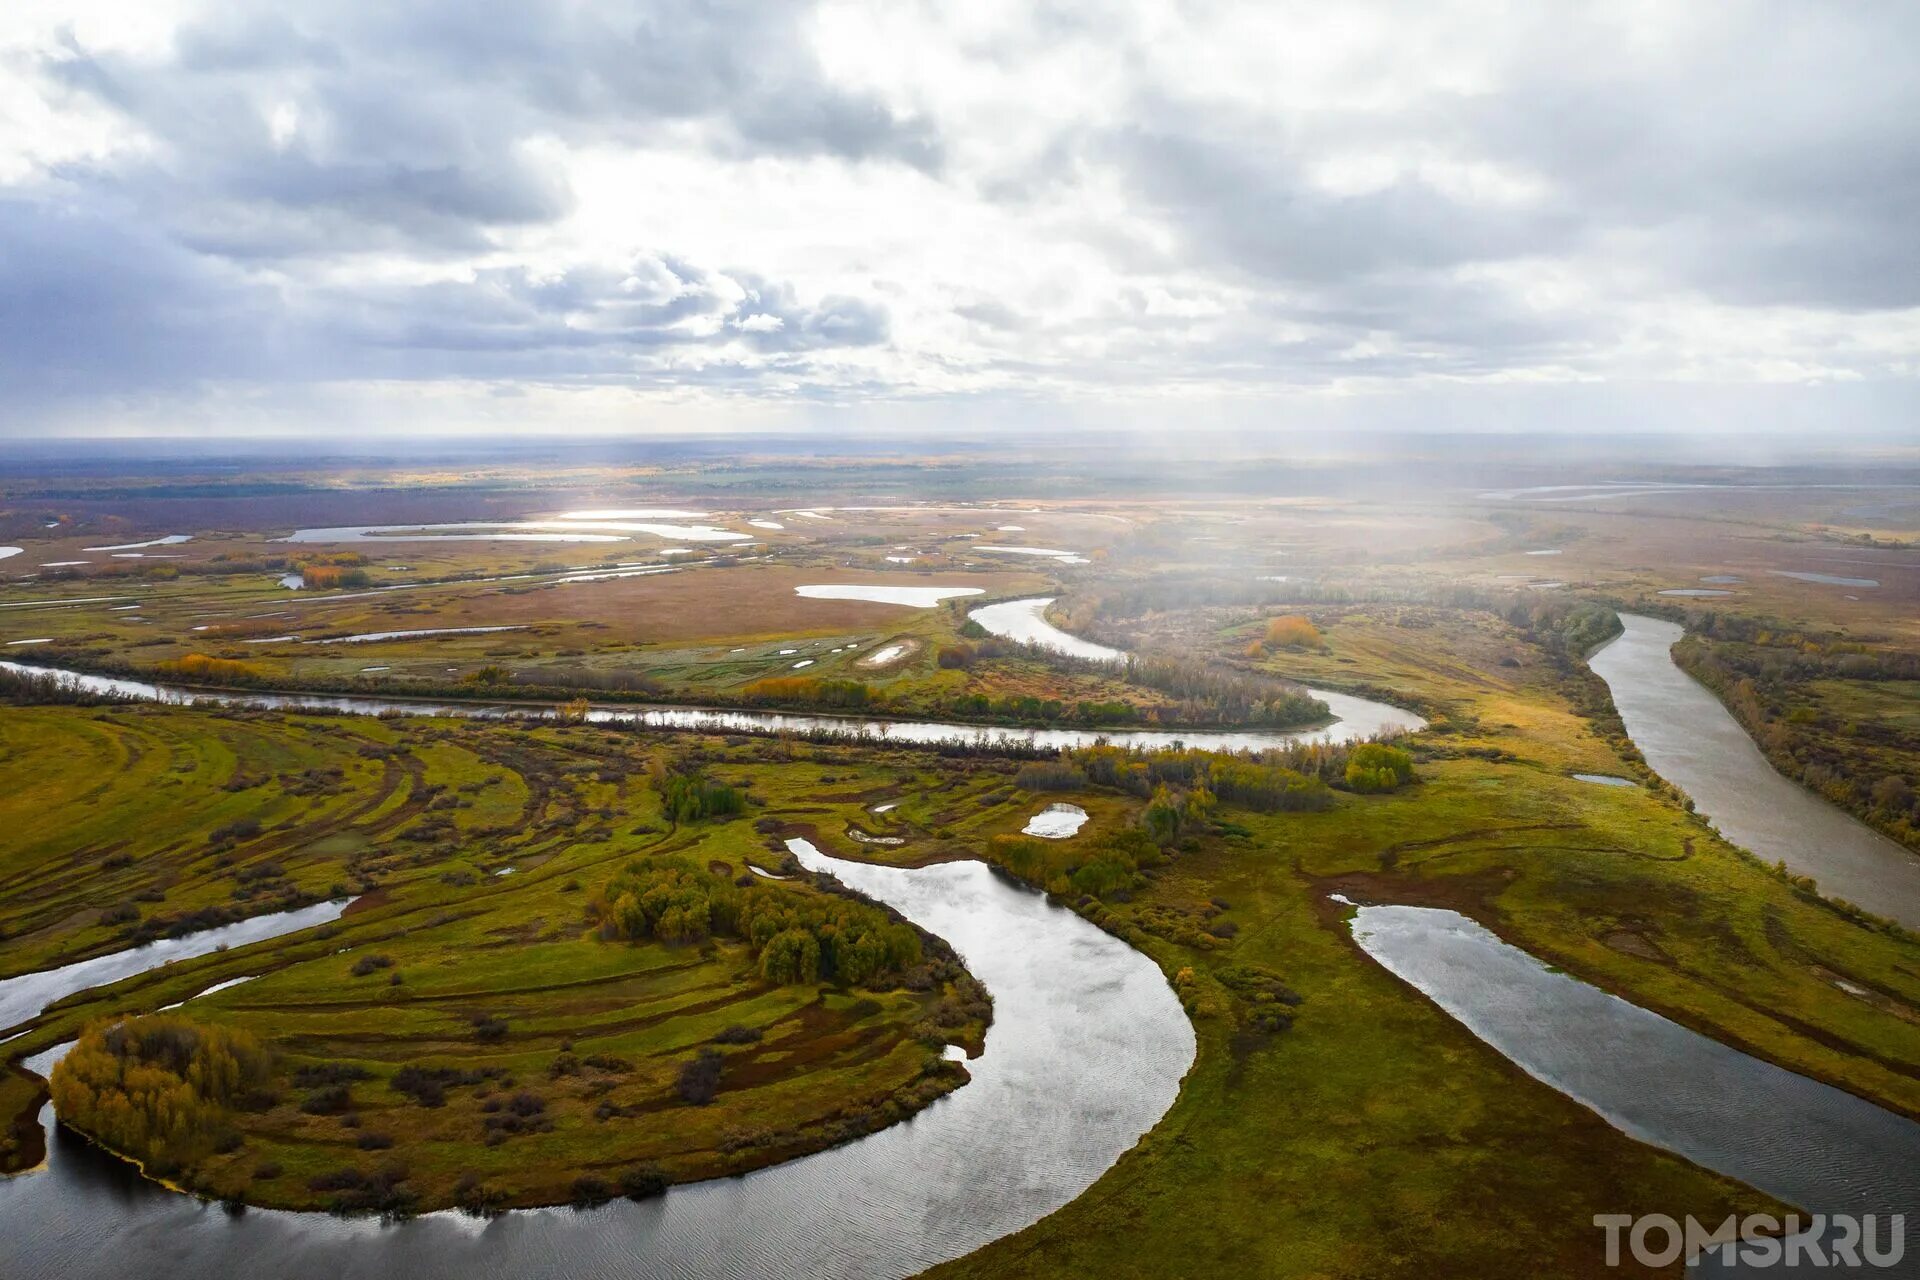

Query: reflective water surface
0;900;351;1035
1588;615;1920;928
0;660;1420;753
1;844;1193;1280
1352;905;1920;1276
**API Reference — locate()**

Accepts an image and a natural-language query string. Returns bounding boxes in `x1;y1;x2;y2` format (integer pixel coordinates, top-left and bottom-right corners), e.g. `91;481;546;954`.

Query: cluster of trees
1142;784;1217;845
1010;739;1414;856
738;676;875;709
1119;655;1329;727
1673;627;1920;851
155;653;266;683
291;552;371;589
1499;598;1622;658
953;610;1329;728
0;666;140;706
656;769;744;823
1247;614;1323;655
1344;743;1416;793
1066;744;1337;812
936;692;1136;725
1683;611;1920;680
991;827;1164;899
936;636;1028;668
49;1015;272;1175
589;857;923;987
1014;760;1087;791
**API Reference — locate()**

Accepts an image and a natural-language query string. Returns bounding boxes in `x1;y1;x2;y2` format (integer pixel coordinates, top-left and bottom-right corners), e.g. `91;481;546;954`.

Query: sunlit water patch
974;546;1090;564
1022;803;1089;838
968;597;1123;662
82;536;191;551
308;626;526;645
1767;570;1880;588
795;584;985;607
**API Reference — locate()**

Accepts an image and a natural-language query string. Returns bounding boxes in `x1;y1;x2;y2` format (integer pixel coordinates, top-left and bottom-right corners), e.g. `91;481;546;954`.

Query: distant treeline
0;665;141;706
1060;575;1622;647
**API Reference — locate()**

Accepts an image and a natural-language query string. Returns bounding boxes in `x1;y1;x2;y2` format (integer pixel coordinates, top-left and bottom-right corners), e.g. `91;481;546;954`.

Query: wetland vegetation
3;446;1917;1277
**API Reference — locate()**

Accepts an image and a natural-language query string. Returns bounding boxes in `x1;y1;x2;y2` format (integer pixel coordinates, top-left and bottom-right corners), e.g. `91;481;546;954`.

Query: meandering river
0;660;1420;753
1588;614;1920;929
0;843;1193;1280
963;597;1427;745
8;608;1914;1275
0;901;352;1036
1352;906;1920;1218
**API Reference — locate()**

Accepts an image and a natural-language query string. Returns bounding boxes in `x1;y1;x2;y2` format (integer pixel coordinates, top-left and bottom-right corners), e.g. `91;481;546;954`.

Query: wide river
0;843;1194;1280
1352;907;1920;1224
1588;614;1920;929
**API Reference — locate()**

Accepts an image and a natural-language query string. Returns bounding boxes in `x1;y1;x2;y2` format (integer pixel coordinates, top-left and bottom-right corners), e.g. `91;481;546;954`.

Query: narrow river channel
0;659;1423;753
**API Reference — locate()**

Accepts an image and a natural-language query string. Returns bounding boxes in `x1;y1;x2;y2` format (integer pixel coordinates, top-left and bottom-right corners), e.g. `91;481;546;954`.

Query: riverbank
931;602;1920;1277
1590;615;1920;931
0;712;1014;1198
0;657;1420;755
0;770;1192;1280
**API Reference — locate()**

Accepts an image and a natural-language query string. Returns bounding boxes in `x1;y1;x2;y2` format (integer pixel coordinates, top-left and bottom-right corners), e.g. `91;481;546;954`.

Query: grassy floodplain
922;601;1919;1279
2;465;1918;1274
0;707;993;1209
1;603;1914;1267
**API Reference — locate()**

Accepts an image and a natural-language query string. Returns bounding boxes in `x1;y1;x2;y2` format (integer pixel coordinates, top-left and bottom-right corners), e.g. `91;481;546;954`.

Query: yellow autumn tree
1262;615;1323;650
50;1015;272;1175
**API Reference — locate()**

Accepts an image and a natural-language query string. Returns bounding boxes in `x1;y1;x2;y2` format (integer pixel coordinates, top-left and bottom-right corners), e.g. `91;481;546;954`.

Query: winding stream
1588;614;1920;929
0;843;1192;1280
0;661;1419;753
10;607;1910;1274
963;598;1426;744
0;901;352;1035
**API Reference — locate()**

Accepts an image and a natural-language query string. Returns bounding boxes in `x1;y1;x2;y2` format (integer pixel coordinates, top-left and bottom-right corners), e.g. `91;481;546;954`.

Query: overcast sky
2;1;1916;438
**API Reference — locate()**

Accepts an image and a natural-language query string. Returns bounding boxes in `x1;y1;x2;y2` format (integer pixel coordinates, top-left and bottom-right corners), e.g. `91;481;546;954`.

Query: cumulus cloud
0;0;1914;434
